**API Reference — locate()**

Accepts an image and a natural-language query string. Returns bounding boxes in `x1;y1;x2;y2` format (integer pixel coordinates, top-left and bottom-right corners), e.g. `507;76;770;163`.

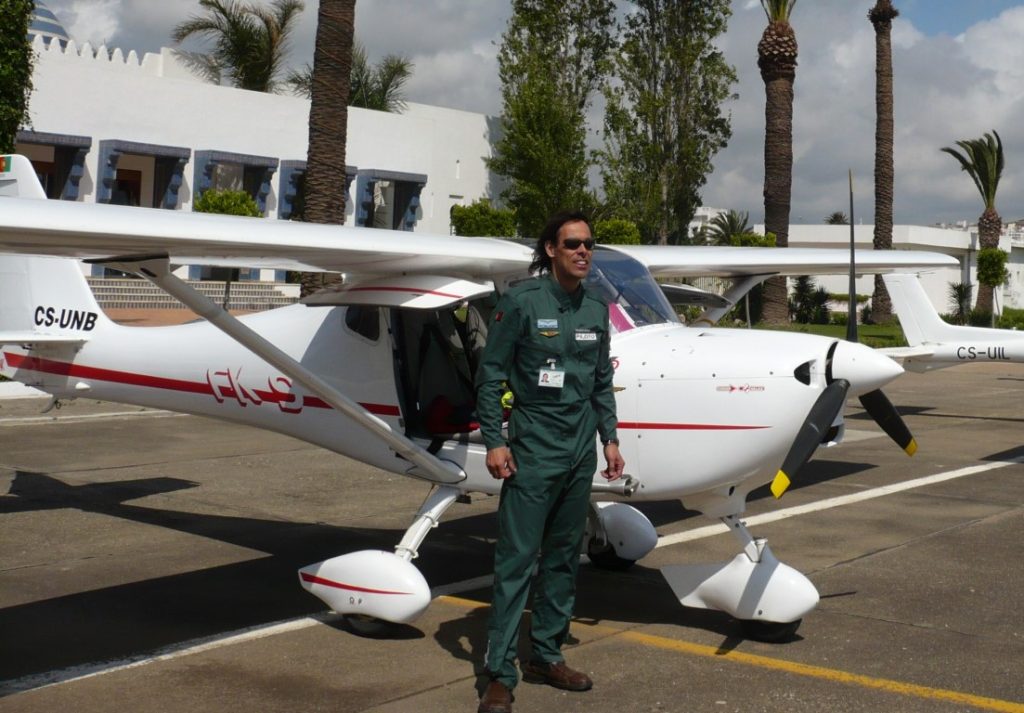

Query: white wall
23;36;502;235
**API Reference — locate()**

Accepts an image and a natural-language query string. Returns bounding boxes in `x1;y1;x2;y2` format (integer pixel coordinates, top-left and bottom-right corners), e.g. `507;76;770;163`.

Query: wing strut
95;255;465;486
693;274;772;326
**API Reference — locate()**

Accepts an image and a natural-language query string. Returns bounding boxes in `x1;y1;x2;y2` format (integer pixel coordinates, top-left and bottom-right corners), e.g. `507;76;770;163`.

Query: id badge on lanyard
538;359;565;388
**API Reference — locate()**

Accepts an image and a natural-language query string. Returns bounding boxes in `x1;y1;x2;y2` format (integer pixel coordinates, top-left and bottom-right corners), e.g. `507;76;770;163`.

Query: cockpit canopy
586;247;680;331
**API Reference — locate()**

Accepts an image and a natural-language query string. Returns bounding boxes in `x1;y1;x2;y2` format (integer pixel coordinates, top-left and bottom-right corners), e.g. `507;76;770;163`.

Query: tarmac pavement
1;362;1022;712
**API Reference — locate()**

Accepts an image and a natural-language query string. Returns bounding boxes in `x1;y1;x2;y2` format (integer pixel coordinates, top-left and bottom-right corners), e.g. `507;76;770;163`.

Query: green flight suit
476;274;618;688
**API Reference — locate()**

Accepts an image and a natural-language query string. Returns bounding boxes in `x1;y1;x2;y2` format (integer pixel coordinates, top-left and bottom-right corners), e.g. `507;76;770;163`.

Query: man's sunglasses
560;238;595;251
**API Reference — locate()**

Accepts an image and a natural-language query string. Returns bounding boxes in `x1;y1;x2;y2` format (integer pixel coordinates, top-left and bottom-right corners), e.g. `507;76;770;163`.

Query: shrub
450;199;516;237
193;189;262;217
968;311;993;327
977;247;1009;288
593;218;641;245
730;231;776;247
997;307;1024;330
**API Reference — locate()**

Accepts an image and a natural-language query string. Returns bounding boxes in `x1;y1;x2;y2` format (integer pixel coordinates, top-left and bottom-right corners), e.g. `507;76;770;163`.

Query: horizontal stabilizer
877;345;936;359
0;331;89;346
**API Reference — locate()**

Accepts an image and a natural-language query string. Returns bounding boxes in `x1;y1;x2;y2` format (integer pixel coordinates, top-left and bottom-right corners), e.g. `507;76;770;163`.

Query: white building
17;14;503;284
774;223;1023;314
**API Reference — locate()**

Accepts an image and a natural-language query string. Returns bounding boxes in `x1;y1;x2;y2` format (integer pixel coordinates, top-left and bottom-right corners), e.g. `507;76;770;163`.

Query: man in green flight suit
475;211;624;713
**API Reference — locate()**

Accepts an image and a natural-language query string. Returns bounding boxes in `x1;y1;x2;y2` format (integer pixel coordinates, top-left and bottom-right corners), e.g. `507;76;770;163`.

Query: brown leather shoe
478;679;513;713
521;660;593;691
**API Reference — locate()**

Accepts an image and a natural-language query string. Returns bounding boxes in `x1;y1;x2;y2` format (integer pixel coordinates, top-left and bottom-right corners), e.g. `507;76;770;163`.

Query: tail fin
882;273;975;346
0;155;47;200
0;156;111;340
0;255;111;339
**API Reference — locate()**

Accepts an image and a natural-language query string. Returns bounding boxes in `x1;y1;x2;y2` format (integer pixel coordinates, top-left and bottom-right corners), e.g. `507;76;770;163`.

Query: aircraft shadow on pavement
2;463;835;686
848;404;1024;425
0;469;494;684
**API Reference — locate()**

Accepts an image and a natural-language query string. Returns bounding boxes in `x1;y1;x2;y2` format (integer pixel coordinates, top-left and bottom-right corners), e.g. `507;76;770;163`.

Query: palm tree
869;0;899;324
172;0;303;93
300;0;356;298
706;209;751;245
288;41;413;113
941;131;1004;314
824;211;849;225
758;0;798;324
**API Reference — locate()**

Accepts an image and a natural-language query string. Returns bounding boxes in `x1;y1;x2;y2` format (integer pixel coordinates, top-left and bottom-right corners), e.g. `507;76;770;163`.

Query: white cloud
35;0;1024;226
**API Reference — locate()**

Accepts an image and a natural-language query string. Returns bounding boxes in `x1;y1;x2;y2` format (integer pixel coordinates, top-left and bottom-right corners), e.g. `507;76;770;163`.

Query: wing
0;196;532;279
610;245;958;277
0;193;956;281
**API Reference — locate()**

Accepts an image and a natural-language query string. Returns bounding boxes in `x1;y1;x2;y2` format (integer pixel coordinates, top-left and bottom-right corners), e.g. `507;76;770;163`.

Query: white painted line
655;456;1024;548
0;613;340;696
0;410;179;426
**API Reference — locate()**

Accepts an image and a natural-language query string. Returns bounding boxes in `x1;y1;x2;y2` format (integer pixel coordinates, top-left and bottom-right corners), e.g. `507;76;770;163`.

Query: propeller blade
771;379;850;499
859;388;917;456
846;170;858;343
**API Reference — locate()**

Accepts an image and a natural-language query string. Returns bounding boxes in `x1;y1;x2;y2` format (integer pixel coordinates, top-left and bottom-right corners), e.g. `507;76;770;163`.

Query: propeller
772;171;916;499
770;378;850;498
843;169;918;459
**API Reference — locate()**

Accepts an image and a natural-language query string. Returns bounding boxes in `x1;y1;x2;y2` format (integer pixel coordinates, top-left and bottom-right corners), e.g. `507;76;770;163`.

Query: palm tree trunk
759;18;797;325
300;0;356;298
870;1;898;323
760;74;794;323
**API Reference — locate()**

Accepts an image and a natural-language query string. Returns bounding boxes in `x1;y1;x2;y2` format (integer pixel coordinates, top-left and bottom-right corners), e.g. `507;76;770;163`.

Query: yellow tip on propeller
904;438;918;457
770;470;791;499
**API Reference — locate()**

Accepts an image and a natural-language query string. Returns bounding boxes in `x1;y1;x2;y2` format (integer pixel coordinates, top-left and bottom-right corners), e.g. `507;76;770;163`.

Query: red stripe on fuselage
300;571;411;595
2;351;401;417
617;421;769;430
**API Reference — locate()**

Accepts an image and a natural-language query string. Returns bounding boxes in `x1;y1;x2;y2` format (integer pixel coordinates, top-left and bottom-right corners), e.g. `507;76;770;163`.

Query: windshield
585;248;679;330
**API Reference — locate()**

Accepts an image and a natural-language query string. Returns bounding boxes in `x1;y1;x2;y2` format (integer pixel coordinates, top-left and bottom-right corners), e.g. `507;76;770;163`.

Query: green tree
593;218;641;245
300;0;356;297
941;130;1004;314
824;211;849;225
789;275;830;324
289;41;412;113
450;199;516;237
758;0;798;324
869;0;899;324
705;209;750;245
488;0;616;238
0;0;33;153
599;0;735;245
172;0;304;93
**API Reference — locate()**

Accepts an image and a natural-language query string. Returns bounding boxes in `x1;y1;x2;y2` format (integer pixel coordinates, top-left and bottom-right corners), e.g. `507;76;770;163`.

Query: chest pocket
514;337;564;403
572;327;603;372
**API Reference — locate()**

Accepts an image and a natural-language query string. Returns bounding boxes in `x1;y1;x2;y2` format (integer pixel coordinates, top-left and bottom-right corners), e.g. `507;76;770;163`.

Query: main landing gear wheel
586;538;636;571
740;618;802;643
342;614;394;638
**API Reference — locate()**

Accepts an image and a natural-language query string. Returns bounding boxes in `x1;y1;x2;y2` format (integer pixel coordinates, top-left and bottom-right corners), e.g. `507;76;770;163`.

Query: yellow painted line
437;596;1024;713
613;629;1024;713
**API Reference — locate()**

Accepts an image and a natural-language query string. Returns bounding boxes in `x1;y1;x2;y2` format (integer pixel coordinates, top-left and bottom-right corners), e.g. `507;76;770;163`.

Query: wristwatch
602;438;620;446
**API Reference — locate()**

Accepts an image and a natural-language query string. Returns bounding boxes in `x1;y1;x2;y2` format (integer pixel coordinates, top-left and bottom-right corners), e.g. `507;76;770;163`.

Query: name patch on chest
537;319;558;329
575;331;598;342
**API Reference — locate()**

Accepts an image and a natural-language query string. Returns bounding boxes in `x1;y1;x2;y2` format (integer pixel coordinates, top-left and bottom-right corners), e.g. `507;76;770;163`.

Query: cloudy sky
38;0;1024;227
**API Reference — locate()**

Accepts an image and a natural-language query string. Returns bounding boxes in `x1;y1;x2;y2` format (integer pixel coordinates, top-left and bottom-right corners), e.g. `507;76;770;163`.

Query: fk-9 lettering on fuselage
33;305;98;331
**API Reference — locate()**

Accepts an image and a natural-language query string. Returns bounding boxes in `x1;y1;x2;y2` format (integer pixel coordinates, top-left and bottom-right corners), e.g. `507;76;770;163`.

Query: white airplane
881;273;1024;371
0;154;957;640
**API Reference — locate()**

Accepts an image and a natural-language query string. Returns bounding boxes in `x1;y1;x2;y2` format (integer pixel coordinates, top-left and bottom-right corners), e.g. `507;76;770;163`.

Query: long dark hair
530;210;592;274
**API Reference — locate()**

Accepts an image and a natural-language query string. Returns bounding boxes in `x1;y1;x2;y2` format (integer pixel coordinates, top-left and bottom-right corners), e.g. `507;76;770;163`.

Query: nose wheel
740;617;802;642
586;536;636;570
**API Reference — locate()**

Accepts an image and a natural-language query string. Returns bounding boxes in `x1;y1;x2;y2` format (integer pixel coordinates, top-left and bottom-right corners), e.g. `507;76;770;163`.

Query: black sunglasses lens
563;238;594;250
